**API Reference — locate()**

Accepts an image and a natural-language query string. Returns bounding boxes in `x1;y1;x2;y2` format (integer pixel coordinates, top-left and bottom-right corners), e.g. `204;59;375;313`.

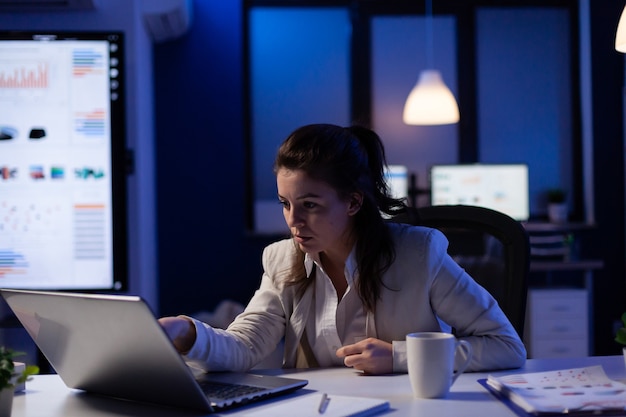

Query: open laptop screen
430;164;529;221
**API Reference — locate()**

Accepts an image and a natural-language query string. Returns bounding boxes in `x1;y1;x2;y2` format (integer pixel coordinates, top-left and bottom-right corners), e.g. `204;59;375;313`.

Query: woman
159;123;526;375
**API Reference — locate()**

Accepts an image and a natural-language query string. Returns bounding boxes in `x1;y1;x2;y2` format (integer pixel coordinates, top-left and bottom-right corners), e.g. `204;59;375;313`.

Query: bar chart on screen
0;62;49;89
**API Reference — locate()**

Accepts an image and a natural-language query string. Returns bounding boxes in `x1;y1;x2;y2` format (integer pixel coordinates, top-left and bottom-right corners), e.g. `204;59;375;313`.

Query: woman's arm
429;253;527;371
386;225;526;373
159;242;296;372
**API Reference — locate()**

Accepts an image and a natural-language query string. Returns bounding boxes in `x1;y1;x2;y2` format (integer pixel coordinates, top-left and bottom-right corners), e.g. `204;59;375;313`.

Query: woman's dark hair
273;123;406;312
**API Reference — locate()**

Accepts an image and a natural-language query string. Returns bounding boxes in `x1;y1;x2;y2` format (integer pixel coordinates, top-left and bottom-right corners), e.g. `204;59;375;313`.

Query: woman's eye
303;201;317;209
279;200;289;209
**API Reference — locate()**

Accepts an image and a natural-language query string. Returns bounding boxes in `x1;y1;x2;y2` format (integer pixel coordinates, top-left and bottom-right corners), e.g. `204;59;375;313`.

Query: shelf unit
525;288;588;358
522;222;603;358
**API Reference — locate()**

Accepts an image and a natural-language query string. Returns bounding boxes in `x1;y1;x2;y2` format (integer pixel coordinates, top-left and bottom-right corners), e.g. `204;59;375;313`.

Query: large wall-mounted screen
0;31;127;290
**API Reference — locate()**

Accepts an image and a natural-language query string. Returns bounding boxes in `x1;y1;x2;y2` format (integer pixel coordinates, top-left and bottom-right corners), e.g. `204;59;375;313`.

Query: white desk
12;355;625;416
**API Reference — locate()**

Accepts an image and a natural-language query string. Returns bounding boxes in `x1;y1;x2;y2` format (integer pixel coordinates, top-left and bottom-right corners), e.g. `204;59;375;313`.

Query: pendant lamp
403;0;459;125
616;5;626;53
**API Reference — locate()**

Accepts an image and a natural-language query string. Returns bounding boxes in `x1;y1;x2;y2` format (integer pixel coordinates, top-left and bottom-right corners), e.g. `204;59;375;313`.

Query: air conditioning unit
0;0;95;12
142;0;192;43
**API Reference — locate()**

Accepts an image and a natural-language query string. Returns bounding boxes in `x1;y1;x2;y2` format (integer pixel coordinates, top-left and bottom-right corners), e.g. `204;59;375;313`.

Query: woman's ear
347;193;363;216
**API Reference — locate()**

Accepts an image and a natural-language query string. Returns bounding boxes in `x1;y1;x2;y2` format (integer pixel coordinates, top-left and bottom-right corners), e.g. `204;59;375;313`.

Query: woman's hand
158;316;197;354
335;337;393;375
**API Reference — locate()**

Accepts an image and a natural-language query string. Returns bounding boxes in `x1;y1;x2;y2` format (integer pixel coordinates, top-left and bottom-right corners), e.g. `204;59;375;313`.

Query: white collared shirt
303;249;367;367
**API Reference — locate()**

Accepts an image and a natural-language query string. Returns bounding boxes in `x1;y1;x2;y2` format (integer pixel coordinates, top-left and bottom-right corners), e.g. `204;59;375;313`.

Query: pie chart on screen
0;126;17;140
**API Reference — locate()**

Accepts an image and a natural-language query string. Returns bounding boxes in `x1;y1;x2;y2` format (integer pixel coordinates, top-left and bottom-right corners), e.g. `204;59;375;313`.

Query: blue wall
154;0;271;316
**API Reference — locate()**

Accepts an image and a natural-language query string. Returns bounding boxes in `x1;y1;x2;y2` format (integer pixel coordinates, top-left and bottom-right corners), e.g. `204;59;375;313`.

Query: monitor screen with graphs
430;164;529;221
0;31;127;290
384;164;409;201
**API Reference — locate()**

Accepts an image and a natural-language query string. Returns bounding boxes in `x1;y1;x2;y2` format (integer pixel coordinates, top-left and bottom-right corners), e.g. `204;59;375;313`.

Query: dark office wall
587;1;626;356
154;0;271;317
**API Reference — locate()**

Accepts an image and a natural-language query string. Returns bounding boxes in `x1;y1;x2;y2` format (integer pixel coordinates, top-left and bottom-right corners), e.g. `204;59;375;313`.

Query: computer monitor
0;31;127;291
384;164;409;201
430;164;529;221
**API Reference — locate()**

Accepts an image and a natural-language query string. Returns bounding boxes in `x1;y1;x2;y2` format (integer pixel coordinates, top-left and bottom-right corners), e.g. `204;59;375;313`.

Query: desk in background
12;355;624;417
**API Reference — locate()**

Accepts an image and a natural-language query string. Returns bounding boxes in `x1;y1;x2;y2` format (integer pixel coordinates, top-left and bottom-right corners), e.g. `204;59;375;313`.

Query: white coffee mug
406;332;473;398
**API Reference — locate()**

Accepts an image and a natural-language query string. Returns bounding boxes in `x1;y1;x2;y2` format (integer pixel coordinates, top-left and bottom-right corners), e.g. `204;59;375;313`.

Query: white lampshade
617;6;626;52
403;69;460;125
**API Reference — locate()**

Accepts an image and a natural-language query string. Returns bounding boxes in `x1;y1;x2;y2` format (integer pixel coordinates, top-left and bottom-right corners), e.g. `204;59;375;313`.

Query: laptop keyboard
199;380;267;403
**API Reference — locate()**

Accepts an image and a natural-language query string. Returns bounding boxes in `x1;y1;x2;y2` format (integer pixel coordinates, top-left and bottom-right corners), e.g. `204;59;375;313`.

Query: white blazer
184;223;527;373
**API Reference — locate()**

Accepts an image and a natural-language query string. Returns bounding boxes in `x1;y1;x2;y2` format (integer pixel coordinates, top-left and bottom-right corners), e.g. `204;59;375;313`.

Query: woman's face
276;168;361;257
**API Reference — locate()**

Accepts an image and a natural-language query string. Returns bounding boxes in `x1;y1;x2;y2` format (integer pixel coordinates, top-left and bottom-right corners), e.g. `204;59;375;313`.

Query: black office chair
390;205;530;339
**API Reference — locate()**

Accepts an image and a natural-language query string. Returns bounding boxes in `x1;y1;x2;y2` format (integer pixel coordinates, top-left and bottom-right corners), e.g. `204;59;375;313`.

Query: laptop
0;289;307;412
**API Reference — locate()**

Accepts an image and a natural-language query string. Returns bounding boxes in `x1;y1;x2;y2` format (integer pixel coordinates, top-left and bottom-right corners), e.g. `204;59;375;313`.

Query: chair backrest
390;205;530;339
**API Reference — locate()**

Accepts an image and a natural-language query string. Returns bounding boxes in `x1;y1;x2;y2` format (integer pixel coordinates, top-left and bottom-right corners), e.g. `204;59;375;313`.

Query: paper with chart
486;366;626;414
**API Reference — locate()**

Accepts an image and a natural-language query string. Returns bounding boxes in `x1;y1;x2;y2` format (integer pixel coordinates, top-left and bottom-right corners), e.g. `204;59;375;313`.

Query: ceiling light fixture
403;0;459;125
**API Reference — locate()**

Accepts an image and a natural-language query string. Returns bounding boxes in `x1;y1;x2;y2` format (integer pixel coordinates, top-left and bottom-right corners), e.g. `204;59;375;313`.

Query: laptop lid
0;289;307;412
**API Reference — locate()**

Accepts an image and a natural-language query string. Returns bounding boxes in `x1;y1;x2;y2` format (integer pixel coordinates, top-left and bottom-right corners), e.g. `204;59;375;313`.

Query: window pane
250;7;350;233
371;15;459;199
477;8;572;216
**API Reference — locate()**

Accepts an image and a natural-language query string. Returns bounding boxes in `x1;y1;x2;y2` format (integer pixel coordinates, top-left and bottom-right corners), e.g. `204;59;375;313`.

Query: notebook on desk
480;365;626;416
0;288;307;412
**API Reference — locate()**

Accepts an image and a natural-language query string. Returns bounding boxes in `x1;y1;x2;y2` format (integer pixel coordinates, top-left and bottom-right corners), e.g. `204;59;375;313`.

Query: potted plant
0;347;39;417
547;188;568;223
